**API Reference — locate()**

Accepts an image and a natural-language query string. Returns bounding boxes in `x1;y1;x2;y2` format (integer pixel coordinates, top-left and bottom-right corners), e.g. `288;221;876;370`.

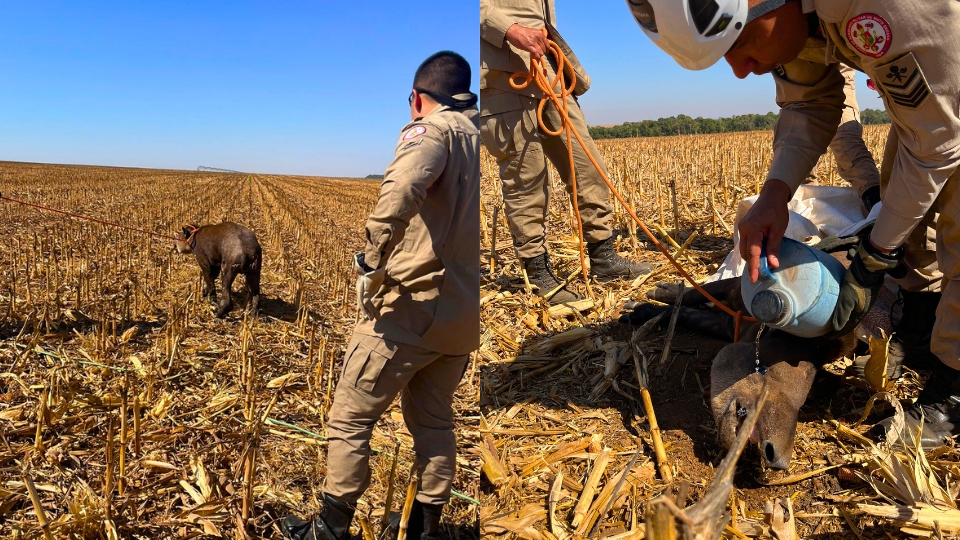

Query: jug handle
758;243;775;282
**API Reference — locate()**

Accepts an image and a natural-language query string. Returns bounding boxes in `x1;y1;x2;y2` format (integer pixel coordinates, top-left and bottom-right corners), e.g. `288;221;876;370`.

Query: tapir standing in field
173;222;262;318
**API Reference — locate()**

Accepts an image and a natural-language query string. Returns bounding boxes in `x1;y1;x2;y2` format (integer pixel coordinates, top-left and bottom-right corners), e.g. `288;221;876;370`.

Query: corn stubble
478;127;959;539
0;163;479;538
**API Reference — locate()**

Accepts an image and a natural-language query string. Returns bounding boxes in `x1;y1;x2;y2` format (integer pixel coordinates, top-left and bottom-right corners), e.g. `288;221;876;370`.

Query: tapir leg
201;264;219;304
217;263;238;318
622;303;739;342
246;267;261;316
646;277;743;309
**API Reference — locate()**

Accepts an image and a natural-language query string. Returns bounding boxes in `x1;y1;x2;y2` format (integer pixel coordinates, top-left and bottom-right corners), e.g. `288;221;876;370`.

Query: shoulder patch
403;126;427;140
845;14;891;58
875;52;930;109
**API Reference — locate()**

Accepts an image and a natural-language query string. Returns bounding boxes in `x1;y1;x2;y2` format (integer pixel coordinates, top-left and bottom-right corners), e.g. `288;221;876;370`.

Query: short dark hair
413;51;472;98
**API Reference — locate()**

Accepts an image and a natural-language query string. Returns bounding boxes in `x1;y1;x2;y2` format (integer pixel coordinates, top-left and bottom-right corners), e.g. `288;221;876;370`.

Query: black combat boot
419;502;443;540
853;289;941;383
281;494;355;540
586;237;655;282
893;289;941;366
870;364;960;448
388;500;444;540
521;253;579;304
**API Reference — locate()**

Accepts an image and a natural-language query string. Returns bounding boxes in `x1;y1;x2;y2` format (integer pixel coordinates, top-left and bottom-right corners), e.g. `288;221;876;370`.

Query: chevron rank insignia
876;52;930;109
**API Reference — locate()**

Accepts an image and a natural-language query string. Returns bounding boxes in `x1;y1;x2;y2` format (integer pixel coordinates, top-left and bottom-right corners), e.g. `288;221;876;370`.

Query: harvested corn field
478;125;960;539
0;162;480;539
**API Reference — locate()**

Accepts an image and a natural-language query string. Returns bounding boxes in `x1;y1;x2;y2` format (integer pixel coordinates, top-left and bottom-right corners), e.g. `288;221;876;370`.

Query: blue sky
1;3;885;177
0;2;478;177
556;0;883;125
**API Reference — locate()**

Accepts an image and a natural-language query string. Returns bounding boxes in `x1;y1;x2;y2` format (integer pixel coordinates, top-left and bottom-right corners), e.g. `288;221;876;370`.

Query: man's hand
829;240;903;336
739;180;792;284
353;253;385;320
505;24;548;59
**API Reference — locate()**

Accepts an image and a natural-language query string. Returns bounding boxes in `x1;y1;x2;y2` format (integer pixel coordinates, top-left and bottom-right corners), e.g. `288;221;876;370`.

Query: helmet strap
746;0;790;24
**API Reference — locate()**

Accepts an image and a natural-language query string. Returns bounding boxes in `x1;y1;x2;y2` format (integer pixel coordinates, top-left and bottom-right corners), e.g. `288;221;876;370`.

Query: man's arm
481;0;548;59
481;1;516;48
363;127;448;270
740;64;847;282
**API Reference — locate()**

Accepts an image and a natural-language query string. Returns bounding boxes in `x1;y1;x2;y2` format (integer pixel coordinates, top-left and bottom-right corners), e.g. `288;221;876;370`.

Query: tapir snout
710;343;816;470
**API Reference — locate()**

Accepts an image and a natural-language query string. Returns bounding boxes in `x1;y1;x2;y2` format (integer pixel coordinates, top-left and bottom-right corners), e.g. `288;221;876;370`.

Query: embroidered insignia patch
403;126;427;140
846;14;891;58
399;139;422;152
876;52;930;109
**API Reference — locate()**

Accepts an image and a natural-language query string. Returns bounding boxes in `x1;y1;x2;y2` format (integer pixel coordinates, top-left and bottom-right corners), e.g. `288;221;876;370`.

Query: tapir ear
710;343;760;396
767;361;816;411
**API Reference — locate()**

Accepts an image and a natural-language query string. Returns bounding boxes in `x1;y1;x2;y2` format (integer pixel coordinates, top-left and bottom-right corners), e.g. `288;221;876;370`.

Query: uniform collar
412;104;451;123
412;102;480;124
801;0;815;14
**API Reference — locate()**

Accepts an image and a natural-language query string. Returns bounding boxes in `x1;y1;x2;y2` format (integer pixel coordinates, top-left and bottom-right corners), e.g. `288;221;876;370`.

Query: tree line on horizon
588;108;891;139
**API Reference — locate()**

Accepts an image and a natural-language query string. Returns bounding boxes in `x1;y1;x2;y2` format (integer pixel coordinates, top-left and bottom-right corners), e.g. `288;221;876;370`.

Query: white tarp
708;184;882;283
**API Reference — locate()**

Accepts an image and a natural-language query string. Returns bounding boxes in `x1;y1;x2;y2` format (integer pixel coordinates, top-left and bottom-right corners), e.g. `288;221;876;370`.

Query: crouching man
281;51;480;540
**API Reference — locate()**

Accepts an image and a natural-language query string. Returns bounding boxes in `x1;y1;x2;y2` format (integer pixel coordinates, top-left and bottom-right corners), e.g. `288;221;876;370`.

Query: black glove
828;240;903;336
813;225;873;255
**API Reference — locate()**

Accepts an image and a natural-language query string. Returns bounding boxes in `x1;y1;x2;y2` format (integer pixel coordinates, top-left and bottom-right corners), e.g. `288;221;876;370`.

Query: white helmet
626;0;749;70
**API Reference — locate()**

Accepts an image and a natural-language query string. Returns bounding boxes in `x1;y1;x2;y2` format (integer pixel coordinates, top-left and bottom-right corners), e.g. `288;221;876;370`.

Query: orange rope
509;31;754;340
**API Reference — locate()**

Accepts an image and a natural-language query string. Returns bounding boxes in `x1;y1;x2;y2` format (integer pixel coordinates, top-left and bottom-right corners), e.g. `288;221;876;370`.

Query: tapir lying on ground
174;222;262;318
621;277;857;469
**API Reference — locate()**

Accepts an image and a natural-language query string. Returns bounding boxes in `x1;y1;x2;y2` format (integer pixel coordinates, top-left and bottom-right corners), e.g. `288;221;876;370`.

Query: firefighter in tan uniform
481;0;653;304
629;0;960;446
281;51;479;540
781;56;943;370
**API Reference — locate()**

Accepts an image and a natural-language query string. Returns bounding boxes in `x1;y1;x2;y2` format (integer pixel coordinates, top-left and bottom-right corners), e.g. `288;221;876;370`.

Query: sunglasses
408;88;433;106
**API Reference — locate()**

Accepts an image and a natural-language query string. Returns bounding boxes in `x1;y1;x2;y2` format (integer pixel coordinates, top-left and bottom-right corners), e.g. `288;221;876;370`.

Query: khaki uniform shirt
480;0;591;116
768;0;960;250
354;105;481;356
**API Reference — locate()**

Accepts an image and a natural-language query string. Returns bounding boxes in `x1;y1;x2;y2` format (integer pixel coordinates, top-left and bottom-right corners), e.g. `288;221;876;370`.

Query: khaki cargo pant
881;127;958;369
323;332;469;506
881;127;942;293
928;158;960;369
803;101;880;198
480;85;613;260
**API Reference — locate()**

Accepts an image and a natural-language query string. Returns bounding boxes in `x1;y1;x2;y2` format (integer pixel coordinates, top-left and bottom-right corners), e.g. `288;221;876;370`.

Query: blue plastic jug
740;237;846;338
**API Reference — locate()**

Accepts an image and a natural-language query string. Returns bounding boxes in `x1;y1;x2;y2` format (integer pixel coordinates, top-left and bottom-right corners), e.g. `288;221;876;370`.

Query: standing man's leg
932;171;960;368
802;64;880;207
879;127;942;367
398;353;470;539
282;334;444;540
831;64;880;202
539;89;654;281
874;168;960;446
480;89;578;303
